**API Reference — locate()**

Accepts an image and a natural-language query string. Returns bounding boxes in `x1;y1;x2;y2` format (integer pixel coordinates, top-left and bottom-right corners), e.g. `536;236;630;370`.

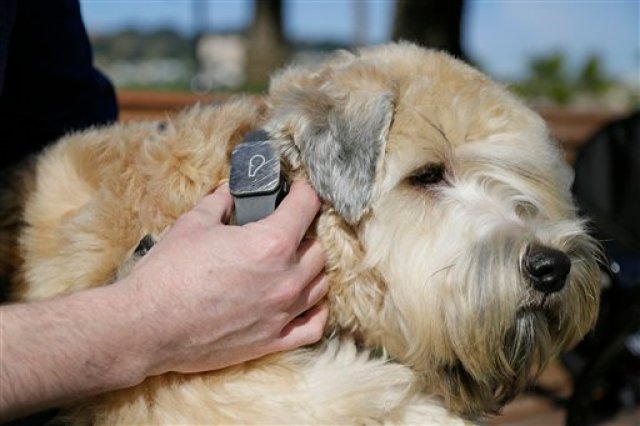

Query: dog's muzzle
523;244;571;294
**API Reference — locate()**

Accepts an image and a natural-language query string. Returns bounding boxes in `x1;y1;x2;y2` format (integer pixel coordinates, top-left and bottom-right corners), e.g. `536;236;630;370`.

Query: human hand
120;180;329;377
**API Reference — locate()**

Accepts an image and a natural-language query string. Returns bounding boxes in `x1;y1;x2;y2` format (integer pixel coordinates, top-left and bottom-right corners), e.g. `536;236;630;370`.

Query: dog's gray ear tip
330;201;370;226
341;213;361;226
321;204;364;226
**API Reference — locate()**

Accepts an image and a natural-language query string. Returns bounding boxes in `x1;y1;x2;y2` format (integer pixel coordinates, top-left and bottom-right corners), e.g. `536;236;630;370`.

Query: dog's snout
523;244;571;294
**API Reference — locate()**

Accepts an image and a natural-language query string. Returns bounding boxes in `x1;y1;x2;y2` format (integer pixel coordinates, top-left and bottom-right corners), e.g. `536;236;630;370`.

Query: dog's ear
300;91;393;224
268;65;395;224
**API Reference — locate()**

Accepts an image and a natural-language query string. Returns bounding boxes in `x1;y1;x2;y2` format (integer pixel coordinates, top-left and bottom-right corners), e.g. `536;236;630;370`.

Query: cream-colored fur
6;43;599;424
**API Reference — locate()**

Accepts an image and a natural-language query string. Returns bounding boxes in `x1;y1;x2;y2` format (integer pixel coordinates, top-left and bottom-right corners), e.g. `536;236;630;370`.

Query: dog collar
229;130;288;225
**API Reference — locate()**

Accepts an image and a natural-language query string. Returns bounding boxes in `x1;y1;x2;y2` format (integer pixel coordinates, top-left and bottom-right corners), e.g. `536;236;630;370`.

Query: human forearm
0;182;328;420
0;283;150;421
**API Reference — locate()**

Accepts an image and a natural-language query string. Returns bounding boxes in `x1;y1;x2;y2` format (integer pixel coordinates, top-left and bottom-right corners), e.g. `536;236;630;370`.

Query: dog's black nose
523;245;571;294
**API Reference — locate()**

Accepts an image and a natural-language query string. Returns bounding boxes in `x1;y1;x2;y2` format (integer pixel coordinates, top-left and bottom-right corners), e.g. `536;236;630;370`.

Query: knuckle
178;210;207;230
272;281;299;306
274;313;291;332
261;315;288;344
260;230;292;259
259;324;279;344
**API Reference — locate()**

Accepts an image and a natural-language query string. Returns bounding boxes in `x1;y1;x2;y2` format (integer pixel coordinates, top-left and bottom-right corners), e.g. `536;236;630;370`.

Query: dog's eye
409;164;446;186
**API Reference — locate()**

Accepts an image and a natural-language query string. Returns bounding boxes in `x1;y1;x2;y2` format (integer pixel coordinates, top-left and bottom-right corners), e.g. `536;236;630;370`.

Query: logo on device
248;154;266;178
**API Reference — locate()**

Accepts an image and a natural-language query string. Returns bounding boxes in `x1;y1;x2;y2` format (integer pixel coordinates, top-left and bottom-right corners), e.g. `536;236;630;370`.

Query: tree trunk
392;0;466;60
245;0;290;88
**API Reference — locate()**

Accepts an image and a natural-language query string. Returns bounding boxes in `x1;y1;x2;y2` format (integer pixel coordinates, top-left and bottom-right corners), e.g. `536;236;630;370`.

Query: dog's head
265;43;600;417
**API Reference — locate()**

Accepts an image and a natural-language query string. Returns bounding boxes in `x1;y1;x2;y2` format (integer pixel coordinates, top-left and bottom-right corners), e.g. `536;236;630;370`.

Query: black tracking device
229;130;288;225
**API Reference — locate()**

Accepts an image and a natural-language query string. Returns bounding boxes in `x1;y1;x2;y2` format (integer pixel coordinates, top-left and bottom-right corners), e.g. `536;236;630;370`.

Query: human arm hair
0;181;328;421
0;283;151;421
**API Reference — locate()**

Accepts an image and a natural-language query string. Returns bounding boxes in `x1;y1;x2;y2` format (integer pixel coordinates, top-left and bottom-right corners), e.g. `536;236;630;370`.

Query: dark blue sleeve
0;0;118;169
0;0;18;95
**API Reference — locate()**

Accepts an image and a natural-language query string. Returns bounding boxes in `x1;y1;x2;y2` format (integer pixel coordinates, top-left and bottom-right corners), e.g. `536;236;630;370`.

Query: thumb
193;183;234;224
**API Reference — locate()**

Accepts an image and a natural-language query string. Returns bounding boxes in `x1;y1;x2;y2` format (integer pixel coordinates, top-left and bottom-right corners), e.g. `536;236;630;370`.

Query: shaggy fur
2;43;600;424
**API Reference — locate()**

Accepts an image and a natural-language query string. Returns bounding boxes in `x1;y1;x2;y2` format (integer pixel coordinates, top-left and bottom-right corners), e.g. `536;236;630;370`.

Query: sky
78;0;639;84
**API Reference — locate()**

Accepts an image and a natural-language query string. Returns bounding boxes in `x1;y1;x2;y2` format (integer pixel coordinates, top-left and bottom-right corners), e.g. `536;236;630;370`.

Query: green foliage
577;54;612;95
511;52;613;106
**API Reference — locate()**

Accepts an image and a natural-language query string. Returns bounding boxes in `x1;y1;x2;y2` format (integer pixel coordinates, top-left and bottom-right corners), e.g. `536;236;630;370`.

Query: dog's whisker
423;263;456;287
570;258;590;265
404;103;452;146
540;293;549;308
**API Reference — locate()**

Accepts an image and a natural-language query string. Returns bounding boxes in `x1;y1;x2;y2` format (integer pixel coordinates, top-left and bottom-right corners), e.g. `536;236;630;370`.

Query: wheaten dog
3;43;600;424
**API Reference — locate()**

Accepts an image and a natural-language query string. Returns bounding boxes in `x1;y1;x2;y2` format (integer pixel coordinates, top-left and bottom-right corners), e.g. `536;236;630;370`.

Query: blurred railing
117;91;221;121
117;90;627;165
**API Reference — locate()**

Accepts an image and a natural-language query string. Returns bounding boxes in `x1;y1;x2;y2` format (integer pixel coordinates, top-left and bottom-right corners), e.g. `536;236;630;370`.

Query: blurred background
77;0;640;165
79;0;638;107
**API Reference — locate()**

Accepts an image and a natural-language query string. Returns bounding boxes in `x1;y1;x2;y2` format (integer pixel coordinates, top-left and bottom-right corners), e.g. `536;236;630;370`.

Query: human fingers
261;180;321;244
287;273;330;319
274;302;329;351
191;183;234;224
294;238;326;284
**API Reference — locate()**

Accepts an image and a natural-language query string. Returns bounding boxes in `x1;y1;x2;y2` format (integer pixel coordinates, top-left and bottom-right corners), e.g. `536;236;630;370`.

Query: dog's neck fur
316;211;385;342
257;111;389;350
261;151;383;347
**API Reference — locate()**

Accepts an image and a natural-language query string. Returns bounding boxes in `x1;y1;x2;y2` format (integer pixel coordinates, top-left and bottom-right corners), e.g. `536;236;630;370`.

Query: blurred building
193;34;247;92
103;59;189;88
191;33;344;92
